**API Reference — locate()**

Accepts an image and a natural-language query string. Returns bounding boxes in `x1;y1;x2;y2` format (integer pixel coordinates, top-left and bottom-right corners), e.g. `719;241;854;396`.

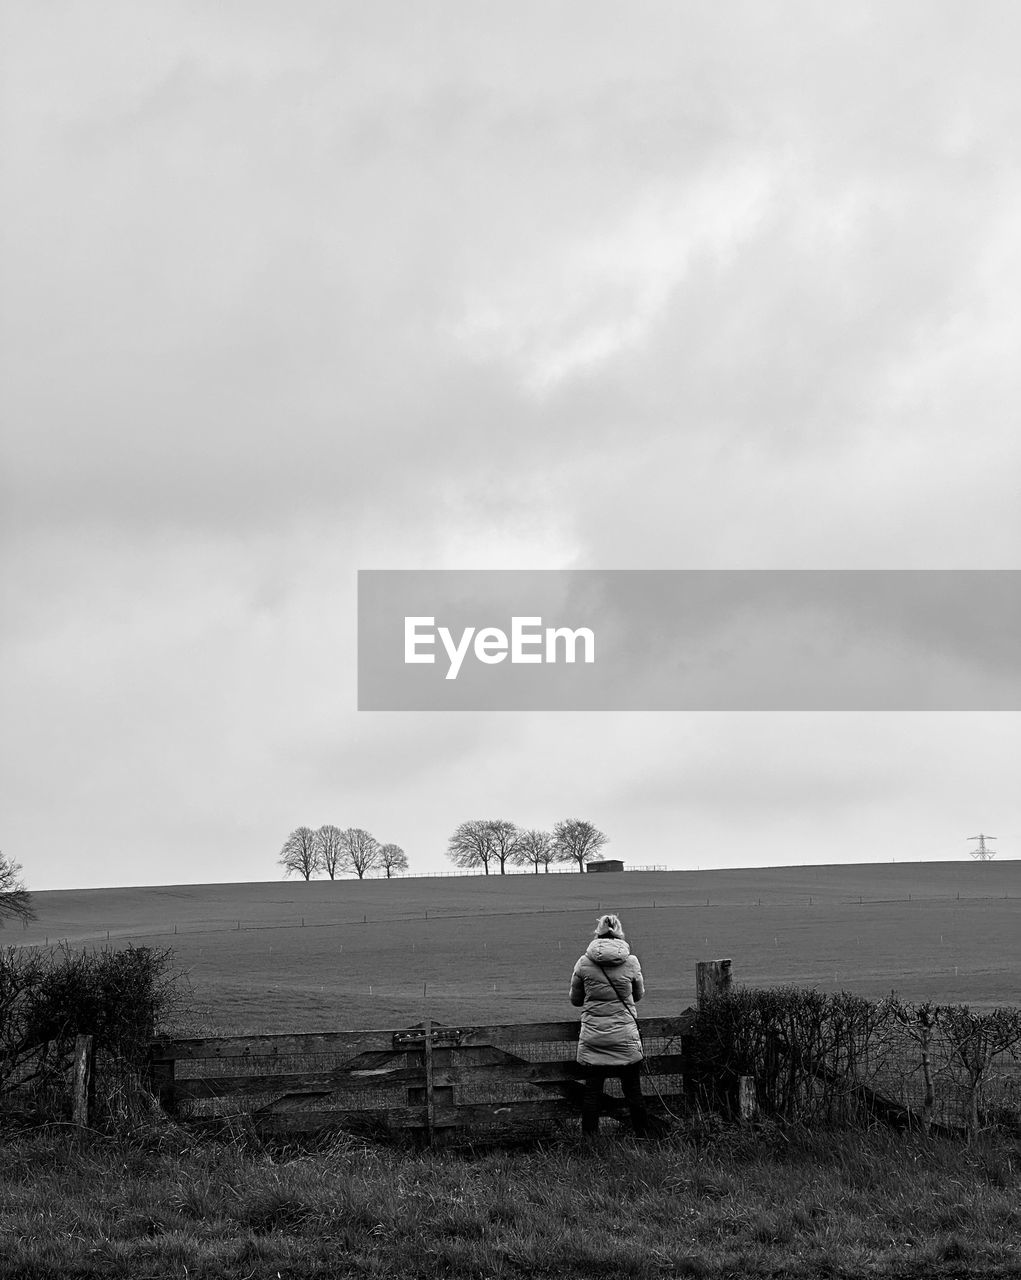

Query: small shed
586;858;624;873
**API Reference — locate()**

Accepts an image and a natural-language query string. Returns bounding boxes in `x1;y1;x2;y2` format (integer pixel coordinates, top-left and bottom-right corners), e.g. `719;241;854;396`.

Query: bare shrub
688;987;1021;1134
0;943;187;1125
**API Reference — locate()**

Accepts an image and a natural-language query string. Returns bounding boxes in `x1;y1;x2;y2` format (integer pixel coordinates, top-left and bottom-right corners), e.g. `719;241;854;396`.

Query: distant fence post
72;1034;94;1126
696;958;732;1007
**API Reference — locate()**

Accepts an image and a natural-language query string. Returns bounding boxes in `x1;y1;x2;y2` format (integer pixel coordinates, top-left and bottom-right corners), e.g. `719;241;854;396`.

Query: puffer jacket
569;937;645;1066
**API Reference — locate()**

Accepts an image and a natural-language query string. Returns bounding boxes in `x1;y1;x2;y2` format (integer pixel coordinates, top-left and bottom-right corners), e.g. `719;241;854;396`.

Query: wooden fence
145;961;739;1142
146;953;1021;1142
149;1012;699;1142
11;954;1017;1139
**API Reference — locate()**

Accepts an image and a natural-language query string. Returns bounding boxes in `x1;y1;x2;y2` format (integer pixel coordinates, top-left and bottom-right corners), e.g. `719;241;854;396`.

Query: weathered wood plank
437;1052;687;1090
167;1047;407;1099
170;1069;400;1101
642;1011;697;1038
256;1091;343;1113
433;1099;579;1128
406;1084;455;1109
349;1049;411;1072
151;1026;569;1062
405;1021;584;1048
251;1098;577;1136
446;1013;694;1047
422;1013;695;1050
150;1012;696;1065
252;1092;689;1138
170;1051;689;1102
150;1029;400;1061
433;1096;689;1128
253;1106;426;1136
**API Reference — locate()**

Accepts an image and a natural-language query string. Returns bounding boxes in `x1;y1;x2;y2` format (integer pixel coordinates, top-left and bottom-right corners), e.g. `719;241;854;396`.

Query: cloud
447;161;774;396
2;3;1020;888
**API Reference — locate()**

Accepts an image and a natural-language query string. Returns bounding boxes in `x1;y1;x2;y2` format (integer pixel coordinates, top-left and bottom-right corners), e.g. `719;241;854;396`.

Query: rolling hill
11;861;1020;1033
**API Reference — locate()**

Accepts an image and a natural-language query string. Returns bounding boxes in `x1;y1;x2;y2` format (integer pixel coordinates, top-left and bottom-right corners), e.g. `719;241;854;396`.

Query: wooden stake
423;1019;435;1146
696;959;732;1007
738;1075;758;1125
148;1049;176;1117
72;1034;94;1126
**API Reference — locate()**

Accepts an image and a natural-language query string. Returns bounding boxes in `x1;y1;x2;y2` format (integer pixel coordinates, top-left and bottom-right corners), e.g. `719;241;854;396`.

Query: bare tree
552;819;608;872
0;852;35;924
884;998;941;1136
447;819;497;875
379;843;409;878
279;827;320;881
942;1005;1021;1139
316;824;345;880
513;828;555;874
486;820;520;875
339;828;381;879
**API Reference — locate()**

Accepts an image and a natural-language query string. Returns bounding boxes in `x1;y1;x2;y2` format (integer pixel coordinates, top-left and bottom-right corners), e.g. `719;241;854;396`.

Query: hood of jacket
585;937;631;966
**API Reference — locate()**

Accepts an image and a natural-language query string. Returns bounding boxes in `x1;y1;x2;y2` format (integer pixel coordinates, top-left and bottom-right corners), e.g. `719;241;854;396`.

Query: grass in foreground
2;1119;1019;1279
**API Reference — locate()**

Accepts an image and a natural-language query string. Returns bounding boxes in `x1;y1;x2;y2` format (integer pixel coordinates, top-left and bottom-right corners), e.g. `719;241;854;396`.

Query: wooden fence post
423;1019;435;1146
148;1046;177;1117
738;1075;758;1125
72;1034;94;1127
696;958;732;1007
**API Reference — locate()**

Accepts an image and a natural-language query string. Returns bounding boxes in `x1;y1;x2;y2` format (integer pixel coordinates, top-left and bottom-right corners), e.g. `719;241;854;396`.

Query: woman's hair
593;913;624;939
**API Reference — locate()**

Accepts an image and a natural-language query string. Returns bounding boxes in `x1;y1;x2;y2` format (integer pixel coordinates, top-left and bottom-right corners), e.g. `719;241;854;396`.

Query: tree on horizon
379;843;409;878
316;824;345;879
552;819;608;872
278;827;320;881
513;828;555;874
339;828;381;879
447;820;498;875
0;852;35;924
487;820;521;875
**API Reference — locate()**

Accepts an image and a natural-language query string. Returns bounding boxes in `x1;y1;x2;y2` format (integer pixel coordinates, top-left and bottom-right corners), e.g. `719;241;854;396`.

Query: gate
149;1012;696;1141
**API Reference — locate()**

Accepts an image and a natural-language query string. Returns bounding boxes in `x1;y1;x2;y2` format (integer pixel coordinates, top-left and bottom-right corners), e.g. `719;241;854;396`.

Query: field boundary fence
141;959;1021;1144
8;950;1018;1142
148;1012;695;1144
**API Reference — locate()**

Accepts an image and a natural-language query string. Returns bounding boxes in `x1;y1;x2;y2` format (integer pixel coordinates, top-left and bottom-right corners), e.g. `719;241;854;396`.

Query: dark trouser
580;1061;648;1137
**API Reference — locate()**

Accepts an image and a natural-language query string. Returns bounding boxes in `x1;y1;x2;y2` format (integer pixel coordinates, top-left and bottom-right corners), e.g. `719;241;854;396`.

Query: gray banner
357;570;1021;711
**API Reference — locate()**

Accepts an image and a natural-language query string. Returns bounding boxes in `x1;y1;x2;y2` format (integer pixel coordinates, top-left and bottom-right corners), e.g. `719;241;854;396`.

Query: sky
2;2;1019;891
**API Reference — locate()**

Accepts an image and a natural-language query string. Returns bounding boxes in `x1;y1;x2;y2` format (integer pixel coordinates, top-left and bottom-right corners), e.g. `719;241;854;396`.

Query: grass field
3;1122;1020;1279
15;861;1020;1035
7;865;1021;1279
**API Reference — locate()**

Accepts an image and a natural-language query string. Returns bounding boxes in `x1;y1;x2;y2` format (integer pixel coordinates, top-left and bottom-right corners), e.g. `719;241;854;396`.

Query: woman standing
569;913;648;1138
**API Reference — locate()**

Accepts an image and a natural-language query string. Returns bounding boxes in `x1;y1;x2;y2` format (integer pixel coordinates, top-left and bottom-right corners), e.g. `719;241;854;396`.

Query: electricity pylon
968;834;997;861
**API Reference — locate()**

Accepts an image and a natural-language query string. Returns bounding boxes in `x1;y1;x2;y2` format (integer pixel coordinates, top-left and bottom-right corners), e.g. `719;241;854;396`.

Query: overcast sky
2;2;1019;891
